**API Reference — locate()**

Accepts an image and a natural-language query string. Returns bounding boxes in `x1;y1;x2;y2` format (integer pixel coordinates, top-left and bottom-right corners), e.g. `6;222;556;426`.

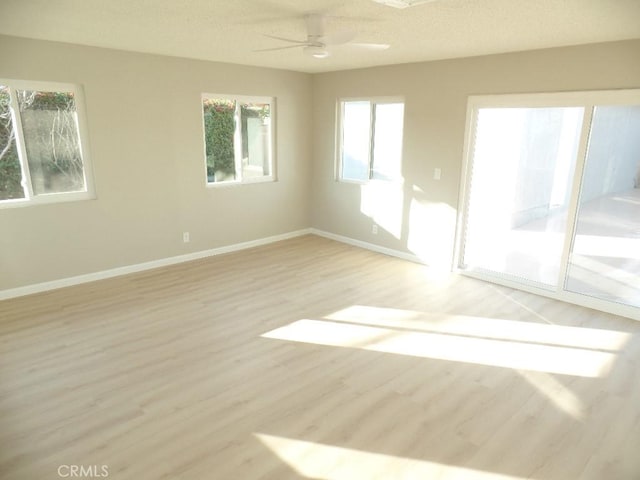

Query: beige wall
0;35;313;290
311;40;640;268
2;36;640;292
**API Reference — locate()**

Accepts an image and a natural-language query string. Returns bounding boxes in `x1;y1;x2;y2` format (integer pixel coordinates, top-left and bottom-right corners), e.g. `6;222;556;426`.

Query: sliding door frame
454;89;640;321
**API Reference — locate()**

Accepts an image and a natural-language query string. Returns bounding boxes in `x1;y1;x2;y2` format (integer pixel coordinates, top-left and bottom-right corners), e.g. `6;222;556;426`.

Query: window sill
206;176;276;188
337;177;405;187
0;191;96;209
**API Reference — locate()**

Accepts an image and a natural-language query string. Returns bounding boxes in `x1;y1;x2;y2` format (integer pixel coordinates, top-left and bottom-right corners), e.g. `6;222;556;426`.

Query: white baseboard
0;228;423;301
309;228;425;264
0;229;312;301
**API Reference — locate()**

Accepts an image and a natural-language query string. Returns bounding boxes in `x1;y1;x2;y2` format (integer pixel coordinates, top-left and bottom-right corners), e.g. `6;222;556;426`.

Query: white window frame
454;88;640;322
336;96;405;184
201;93;276;187
0;78;95;209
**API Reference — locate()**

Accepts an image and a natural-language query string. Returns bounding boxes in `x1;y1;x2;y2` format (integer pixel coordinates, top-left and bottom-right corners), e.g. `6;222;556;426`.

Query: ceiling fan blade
263;34;309;44
321;30;357;45
254;44;307;52
347;42;391;50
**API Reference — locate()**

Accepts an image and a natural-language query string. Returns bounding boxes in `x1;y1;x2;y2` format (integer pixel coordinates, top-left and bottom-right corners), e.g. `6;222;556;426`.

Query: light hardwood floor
1;234;639;479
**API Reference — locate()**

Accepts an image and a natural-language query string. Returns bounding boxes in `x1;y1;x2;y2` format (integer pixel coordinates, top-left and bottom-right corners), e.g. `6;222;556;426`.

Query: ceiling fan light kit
304;45;330;58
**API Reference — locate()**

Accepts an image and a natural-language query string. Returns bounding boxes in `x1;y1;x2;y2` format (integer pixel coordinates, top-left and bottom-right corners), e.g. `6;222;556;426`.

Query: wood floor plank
1;234;639;479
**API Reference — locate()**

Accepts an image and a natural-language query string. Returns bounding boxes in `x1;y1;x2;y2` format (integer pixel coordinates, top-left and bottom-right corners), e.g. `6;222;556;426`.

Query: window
202;94;274;185
457;89;640;319
338;98;404;183
0;79;93;207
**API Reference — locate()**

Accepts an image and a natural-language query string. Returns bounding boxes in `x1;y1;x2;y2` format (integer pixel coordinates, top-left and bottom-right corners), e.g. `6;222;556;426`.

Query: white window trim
0;78;95;209
201;93;276;187
336;96;405;185
454;88;640;322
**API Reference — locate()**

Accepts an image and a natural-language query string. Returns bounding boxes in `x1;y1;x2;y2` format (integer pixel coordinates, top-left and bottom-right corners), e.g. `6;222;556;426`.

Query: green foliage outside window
203;99;235;181
202;98;270;182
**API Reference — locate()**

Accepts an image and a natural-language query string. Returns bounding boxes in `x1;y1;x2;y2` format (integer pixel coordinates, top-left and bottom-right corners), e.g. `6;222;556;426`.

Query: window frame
336;96;405;185
201;93;276;187
454;88;640;322
0;78;95;209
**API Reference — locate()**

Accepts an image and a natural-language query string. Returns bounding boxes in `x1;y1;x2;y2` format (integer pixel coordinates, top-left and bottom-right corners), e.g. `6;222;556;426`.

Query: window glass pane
240;102;271;179
566;105;640;308
372;102;404;181
203;98;236;183
341;101;371;181
17;90;85;195
462;107;583;287
0;86;24;200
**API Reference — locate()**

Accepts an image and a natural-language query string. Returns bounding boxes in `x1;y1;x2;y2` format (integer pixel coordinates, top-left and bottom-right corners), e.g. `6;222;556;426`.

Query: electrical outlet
372;224;378;235
434;168;442;180
183;232;190;243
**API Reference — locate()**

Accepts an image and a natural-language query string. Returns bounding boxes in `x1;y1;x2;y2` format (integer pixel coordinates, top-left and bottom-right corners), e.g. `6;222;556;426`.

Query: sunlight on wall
357;181;458;267
360;180;404;239
262;316;622;378
407;188;457;268
256;433;526;480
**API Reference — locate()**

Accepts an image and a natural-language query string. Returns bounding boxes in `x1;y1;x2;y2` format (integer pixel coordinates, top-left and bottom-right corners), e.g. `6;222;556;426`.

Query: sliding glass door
565;105;640;308
458;91;640;319
462;106;583;288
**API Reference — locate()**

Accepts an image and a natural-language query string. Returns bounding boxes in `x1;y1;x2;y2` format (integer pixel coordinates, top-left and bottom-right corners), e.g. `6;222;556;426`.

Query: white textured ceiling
1;0;639;73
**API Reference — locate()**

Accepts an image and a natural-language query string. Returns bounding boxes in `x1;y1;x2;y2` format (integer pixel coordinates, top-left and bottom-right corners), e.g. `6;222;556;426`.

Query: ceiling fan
256;13;390;59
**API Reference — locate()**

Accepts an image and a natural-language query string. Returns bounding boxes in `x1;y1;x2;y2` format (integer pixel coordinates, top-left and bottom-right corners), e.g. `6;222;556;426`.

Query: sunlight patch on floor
516;370;586;420
324;305;630;352
262;318;617;378
255;433;526;480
